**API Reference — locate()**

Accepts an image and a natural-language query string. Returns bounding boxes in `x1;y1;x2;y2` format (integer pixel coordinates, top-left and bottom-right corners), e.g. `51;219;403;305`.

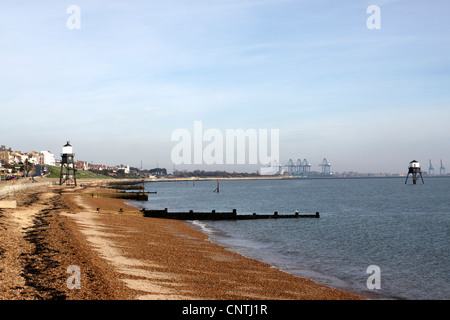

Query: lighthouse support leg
60;165;66;185
73;167;77;186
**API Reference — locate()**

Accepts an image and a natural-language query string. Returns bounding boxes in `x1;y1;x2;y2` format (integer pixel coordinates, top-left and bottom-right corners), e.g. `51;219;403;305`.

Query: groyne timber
142;208;319;220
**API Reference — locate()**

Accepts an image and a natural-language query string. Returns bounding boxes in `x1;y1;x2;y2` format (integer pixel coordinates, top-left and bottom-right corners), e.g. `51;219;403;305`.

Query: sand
0;181;363;300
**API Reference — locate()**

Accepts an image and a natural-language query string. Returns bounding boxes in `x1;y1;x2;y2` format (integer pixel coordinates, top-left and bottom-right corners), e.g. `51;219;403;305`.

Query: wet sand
0;181;363;300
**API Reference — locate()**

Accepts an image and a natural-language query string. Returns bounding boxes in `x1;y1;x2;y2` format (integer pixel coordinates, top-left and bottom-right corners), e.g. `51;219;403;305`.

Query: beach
0;180;363;300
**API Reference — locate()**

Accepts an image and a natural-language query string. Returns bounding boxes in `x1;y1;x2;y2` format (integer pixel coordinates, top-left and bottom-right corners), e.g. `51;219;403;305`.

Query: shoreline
0;180;365;300
187;219;385;300
146;175;408;182
79;180;367;299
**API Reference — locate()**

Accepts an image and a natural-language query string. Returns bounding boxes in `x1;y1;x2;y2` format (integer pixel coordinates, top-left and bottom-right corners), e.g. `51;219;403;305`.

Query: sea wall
0;179;53;199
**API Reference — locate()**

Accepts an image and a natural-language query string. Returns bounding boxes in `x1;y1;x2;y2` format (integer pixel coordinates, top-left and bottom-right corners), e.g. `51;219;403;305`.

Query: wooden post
214;179;220;193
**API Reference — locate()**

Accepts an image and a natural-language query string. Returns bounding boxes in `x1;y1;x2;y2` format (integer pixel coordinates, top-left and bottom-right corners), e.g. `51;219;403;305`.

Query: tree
23;159;34;176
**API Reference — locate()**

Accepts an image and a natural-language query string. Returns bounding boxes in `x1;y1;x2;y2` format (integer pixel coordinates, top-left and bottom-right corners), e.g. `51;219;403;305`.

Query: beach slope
0;182;362;300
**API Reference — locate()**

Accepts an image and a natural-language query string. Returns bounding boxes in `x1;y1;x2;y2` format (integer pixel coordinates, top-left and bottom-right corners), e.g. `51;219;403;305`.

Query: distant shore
0;179;365;300
146;175;413;182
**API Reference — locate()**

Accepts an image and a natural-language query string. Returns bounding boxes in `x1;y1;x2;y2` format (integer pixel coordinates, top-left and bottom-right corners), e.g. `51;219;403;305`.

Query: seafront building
40;151;56;166
0;146;12;165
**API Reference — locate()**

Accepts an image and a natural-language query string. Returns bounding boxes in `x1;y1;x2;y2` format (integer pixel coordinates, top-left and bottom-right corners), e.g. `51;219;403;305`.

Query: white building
12;151;26;163
40;151;56;166
259;160;282;176
27;151;41;165
116;165;130;174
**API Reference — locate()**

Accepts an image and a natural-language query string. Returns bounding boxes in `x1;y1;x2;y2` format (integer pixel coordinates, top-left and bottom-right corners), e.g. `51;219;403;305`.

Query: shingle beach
0;180;363;300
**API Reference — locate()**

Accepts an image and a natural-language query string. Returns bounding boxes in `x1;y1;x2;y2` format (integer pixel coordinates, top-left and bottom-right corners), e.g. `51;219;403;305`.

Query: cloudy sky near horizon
1;0;449;173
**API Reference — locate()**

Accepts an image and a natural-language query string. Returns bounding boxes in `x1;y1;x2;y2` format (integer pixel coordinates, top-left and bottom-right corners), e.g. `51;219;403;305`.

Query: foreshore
0;178;364;300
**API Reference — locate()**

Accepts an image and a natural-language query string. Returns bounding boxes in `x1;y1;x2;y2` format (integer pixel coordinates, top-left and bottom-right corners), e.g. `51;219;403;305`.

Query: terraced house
0;145;12;165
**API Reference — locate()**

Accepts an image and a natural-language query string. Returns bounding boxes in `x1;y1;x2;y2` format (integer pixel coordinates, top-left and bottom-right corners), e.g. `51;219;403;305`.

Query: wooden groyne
142;208;319;220
89;191;149;201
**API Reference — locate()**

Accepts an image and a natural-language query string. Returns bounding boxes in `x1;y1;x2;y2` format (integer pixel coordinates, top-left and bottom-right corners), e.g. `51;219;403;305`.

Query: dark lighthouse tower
59;141;77;186
405;160;424;185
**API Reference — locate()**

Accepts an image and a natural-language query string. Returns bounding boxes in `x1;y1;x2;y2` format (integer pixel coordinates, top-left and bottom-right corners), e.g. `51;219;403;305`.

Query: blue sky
1;0;449;173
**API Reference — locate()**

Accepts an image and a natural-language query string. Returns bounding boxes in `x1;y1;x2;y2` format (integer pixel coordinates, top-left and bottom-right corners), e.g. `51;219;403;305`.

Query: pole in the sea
405;160;424;184
214;178;220;193
214;179;219;193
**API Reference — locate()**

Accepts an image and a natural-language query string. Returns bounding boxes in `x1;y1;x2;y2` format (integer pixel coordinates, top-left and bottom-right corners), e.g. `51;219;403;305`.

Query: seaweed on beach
21;208;67;300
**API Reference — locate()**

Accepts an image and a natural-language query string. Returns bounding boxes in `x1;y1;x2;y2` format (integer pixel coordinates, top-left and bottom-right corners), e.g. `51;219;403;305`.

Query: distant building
12;151;26;164
40;151;56;166
259;161;282;176
27;151;40;165
0;145;12;165
115;165;130;174
90;164;110;171
76;160;89;170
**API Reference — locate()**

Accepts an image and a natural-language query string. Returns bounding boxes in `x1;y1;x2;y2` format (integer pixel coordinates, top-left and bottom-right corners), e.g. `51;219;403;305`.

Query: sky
1;0;449;173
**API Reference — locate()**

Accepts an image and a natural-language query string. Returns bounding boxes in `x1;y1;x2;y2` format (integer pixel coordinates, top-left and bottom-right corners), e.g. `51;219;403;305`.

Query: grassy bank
46;166;114;179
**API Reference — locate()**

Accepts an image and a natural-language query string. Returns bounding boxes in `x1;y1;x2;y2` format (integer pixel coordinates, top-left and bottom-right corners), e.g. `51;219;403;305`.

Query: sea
129;177;449;300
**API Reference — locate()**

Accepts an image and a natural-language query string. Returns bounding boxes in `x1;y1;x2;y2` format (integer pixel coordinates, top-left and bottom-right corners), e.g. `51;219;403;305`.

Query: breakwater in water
142;208;319;220
88;191;149;201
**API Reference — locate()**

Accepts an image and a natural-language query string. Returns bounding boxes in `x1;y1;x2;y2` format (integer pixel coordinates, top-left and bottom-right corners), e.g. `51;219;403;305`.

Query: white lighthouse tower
405;160;424;185
59;141;77;186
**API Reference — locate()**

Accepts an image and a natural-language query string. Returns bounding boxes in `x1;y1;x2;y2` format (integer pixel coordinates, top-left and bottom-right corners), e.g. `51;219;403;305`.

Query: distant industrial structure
426;159;446;176
429;160;435;176
319;158;331;174
440;159;446;176
279;158;447;178
282;158;332;176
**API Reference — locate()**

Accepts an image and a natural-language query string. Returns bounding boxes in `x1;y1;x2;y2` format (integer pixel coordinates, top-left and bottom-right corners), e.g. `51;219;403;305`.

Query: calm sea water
130;177;449;300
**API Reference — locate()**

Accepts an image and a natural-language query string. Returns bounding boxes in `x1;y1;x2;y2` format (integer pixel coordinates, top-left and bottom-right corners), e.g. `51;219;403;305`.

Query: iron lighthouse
59;141;77;186
405;160;424;185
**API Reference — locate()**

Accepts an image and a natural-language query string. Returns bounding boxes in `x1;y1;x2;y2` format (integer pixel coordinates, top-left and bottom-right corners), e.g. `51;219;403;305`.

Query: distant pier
142;208;319;220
